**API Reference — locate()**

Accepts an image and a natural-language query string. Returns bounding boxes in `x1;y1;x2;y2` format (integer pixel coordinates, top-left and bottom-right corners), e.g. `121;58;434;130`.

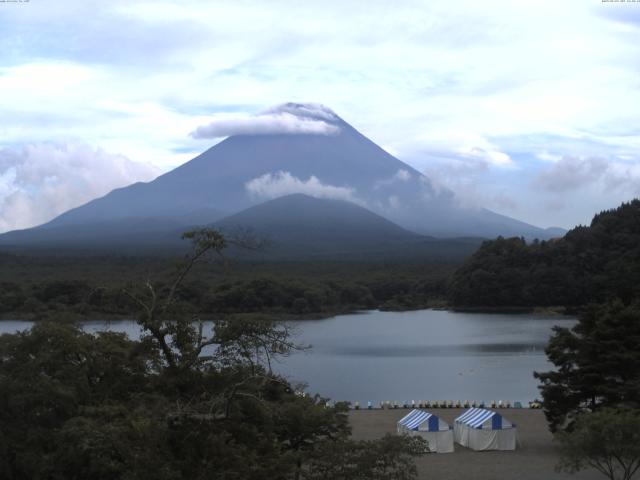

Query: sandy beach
349;408;604;480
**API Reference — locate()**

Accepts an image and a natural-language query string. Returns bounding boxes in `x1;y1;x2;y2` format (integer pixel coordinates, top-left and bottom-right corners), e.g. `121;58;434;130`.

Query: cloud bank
0;143;158;233
245;171;360;203
535;155;640;194
535;156;608;192
261;103;339;122
191;107;340;139
374;169;413;190
394;169;412;182
3;1;640;228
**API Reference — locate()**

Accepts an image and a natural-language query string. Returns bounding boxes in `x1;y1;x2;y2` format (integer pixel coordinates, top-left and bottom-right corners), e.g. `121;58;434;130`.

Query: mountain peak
0;102;558;248
190;102;343;140
261;102;341;123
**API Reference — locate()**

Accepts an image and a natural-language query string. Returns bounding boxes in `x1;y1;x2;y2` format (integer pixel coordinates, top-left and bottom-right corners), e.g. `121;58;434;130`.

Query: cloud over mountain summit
191;103;341;139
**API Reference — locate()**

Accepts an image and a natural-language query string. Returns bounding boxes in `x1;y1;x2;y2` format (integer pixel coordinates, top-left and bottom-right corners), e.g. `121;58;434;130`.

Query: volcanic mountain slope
0;103;562;253
213;194;481;259
0;194;482;259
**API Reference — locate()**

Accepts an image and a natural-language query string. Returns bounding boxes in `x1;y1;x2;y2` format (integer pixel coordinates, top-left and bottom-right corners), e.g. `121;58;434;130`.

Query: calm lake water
0;309;574;404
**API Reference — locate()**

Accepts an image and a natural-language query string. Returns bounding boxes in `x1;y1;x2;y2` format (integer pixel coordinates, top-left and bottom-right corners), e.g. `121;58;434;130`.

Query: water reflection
279;309;575;404
322;343;547;357
0;309;575;404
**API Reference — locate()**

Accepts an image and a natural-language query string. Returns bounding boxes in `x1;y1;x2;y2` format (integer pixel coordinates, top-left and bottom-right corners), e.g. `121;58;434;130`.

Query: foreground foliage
536;297;640;479
305;435;426;480
534;300;640;431
0;229;423;480
556;408;640;480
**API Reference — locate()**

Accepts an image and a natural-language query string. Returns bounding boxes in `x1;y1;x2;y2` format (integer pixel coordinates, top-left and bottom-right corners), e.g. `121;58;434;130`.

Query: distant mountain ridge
0;103;563;255
0;194;483;259
214;194;425;259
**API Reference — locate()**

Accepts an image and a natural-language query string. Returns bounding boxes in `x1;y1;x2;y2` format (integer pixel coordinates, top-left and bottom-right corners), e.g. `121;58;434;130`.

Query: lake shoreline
449;305;574;316
0;304;576;322
0;309;352;322
0;309;576;403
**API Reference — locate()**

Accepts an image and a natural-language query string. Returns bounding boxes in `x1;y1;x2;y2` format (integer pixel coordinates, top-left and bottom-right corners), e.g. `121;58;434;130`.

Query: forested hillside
449;200;640;308
0;257;455;320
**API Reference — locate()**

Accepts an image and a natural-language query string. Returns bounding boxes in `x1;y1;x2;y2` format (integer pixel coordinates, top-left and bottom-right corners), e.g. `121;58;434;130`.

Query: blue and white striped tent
454;408;517;451
397;410;454;453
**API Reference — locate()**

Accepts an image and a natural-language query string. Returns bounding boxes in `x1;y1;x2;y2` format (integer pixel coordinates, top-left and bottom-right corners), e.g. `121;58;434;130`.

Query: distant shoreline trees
449;199;640;309
0;258;452;321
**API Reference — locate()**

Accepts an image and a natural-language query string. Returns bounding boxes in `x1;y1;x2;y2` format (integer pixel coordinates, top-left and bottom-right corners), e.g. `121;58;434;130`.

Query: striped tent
397;409;454;453
454;408;517;451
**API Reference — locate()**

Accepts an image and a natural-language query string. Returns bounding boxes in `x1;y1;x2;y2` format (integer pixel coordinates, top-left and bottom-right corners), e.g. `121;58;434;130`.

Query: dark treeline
5;199;640;317
0;257;456;319
449;199;640;308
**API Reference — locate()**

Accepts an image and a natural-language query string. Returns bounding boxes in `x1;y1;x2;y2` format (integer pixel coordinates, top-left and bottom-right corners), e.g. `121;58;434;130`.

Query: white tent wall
453;420;464;442
454;408;517;451
396;409;454;453
456;425;516;451
407;429;455;453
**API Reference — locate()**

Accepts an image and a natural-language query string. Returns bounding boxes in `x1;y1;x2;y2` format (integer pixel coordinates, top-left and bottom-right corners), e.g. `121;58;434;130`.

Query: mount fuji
0;103;561;255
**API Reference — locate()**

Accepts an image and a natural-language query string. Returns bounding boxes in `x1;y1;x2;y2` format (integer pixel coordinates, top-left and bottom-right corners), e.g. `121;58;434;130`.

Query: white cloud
388;195;401;209
535;156;609;192
2;0;640;229
403;131;514;171
190;111;340;139
605;162;640;195
535;155;640;195
191;103;341;139
374;169;413;189
394;169;411;181
0;143;158;233
245;171;360;203
536;151;562;163
457;146;512;168
421;165;519;213
262;103;339;122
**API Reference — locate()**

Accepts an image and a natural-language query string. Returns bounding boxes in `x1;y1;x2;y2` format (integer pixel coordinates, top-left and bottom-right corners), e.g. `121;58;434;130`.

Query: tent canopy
455;408;513;430
398;409;448;432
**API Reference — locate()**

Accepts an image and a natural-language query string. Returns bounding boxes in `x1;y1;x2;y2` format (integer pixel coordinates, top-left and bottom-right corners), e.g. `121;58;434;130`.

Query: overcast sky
1;0;639;231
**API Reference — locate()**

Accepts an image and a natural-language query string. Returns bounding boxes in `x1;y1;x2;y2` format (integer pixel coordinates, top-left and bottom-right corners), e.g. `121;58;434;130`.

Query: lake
0;309;574;405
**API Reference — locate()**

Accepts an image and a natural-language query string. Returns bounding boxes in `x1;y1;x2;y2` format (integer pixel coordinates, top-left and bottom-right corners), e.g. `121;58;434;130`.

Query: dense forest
449;200;640;308
4;199;640;318
0;255;456;320
0;230;425;479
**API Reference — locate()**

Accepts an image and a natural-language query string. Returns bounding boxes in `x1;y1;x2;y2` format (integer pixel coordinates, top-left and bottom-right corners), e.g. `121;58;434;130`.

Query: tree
304;434;427;480
534;300;640;431
556;407;640;480
0;322;159;480
274;394;351;480
0;228;424;479
449;199;640;308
